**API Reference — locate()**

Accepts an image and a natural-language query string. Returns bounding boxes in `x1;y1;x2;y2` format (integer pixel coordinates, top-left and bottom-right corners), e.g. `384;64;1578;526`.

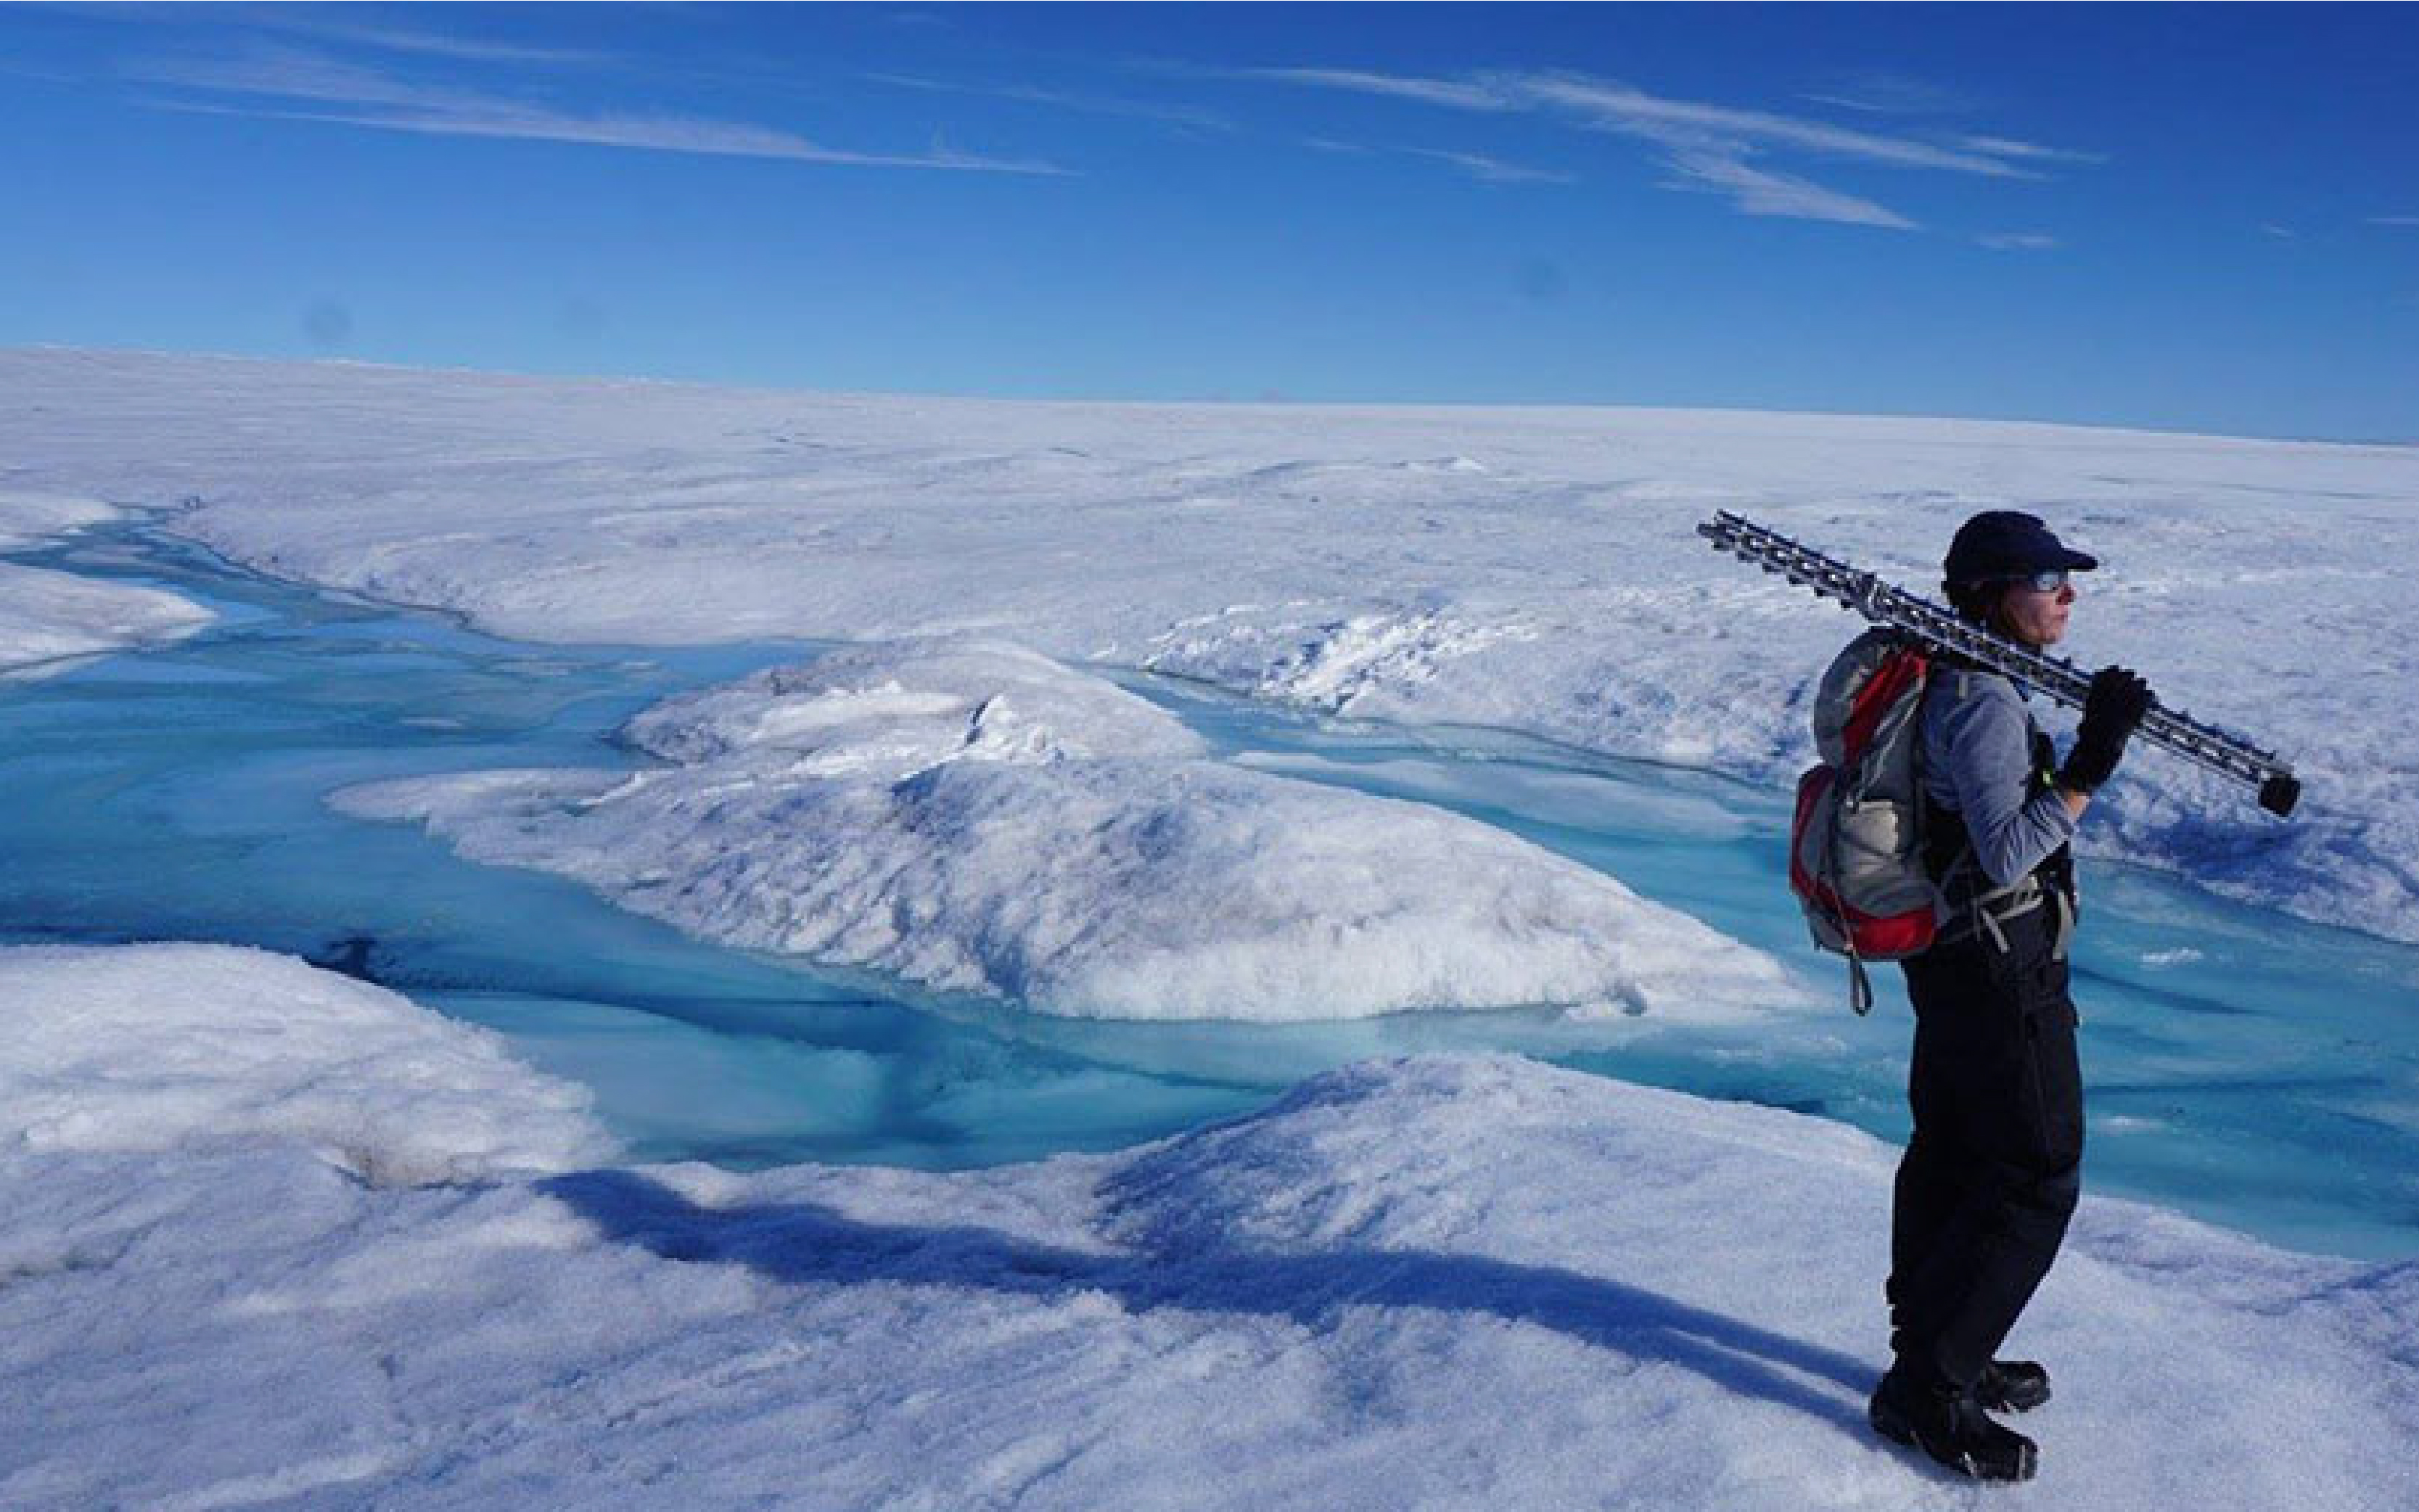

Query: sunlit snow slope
2;947;2411;1511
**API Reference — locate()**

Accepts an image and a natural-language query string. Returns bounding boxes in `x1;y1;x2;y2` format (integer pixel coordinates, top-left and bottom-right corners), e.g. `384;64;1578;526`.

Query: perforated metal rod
1699;510;2300;817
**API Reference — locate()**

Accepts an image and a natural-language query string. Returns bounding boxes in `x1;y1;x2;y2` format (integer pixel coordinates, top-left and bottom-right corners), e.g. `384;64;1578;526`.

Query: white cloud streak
1657;148;1915;229
1295;136;1569;185
123;46;1069;176
1244;64;2093;231
1512;73;2034;178
244;15;615;68
1797;74;1976;118
1400;147;1575;186
160;97;1072;175
131;46;530;116
1978;232;2061;251
1247;67;1511;113
868;71;1235;133
1957;134;2106;166
25;3;611;67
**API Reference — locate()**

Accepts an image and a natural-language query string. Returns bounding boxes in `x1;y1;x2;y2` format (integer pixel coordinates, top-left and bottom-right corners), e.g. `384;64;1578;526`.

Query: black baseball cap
1942;510;2100;586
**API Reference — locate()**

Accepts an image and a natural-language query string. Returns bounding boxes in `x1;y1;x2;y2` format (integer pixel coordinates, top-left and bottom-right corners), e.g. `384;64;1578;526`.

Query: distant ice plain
7;348;2409;945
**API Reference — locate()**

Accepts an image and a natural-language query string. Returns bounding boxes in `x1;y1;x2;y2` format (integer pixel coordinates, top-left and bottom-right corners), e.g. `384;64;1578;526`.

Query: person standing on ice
1868;510;2153;1483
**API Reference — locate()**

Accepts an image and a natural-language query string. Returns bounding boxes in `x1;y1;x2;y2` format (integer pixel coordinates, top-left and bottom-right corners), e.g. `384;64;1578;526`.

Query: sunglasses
1999;568;2071;593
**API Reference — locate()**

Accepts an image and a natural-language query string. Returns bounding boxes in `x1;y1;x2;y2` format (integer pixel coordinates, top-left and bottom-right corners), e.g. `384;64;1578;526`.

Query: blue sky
3;3;2414;442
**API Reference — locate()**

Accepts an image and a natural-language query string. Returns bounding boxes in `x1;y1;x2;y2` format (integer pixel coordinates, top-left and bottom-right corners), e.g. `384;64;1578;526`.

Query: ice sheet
6;350;2407;939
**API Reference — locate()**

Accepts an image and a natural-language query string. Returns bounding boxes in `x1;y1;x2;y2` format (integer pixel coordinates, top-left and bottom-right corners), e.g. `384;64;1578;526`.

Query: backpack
1790;629;1940;1013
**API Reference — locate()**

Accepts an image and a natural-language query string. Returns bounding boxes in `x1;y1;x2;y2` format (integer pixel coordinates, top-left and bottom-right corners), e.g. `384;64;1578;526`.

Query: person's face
1996;572;2075;648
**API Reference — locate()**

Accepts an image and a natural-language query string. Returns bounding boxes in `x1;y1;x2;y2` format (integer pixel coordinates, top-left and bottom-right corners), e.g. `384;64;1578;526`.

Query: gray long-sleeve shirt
1920;667;2077;888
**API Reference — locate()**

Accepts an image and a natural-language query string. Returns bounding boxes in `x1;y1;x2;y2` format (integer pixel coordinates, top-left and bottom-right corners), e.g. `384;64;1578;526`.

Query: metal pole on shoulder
1698;511;2301;817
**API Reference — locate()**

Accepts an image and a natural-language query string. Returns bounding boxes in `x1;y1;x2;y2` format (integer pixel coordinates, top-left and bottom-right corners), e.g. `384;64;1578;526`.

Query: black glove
2060;665;2154;793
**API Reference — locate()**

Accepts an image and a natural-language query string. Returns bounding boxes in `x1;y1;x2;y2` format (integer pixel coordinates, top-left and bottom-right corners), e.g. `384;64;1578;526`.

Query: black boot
1869;1365;2040;1482
1976;1359;2051;1413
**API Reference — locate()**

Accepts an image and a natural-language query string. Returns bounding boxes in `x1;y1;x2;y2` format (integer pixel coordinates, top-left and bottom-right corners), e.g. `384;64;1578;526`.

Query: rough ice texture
0;489;213;677
337;639;1799;1022
0;944;609;1184
0;488;121;550
1;992;2410;1511
4;348;2413;942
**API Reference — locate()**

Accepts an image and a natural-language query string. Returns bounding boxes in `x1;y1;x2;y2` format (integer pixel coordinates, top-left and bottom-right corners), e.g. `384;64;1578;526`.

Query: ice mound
1147;603;1541;713
337;640;1800;1022
0;493;213;677
0;562;215;678
0;944;609;1183
0;488;123;549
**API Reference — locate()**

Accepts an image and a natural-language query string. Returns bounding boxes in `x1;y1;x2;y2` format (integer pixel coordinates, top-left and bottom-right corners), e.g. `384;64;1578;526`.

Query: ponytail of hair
1944;579;2003;627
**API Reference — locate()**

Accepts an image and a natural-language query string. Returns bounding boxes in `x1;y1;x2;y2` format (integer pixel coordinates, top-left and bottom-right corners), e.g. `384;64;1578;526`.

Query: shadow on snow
542;1167;1878;1439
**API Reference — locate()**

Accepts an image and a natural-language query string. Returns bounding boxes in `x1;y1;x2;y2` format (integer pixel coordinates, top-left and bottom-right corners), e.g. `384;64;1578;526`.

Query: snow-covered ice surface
0;488;213;676
335;638;1797;1021
0;944;609;1182
3;949;2412;1510
7;349;2418;1503
4;348;2411;945
0;489;118;550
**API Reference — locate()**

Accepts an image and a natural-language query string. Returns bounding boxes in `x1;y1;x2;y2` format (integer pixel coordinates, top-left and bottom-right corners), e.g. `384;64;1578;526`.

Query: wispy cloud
1514;73;2035;178
27;2;611;69
2262;223;2299;240
1400;147;1574;186
2370;215;2419;228
1240;65;2090;231
1296;135;1569;185
1978;232;2061;251
154;96;1072;175
1955;134;2106;166
1247;67;1509;113
131;46;526;117
125;45;1069;175
1657;149;1915;229
868;71;1233;133
243;14;615;68
1799;73;1976;118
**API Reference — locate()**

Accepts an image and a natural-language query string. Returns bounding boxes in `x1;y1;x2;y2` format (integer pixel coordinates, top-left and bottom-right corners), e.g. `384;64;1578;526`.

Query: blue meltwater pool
5;517;2415;1260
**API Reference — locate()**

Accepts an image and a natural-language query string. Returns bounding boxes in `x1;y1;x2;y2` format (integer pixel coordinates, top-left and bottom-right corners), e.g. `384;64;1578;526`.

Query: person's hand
2060;665;2154;794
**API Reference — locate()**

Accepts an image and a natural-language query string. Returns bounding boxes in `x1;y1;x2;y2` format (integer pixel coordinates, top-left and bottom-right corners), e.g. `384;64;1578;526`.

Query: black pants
1888;905;2084;1389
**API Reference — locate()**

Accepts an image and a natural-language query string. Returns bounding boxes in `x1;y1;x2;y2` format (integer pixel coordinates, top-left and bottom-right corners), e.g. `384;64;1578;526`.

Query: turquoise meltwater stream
4;518;2414;1260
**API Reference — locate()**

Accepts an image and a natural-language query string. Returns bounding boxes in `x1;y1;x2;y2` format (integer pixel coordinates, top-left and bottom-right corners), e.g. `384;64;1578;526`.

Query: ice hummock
2;946;2410;1511
0;490;213;678
0;944;609;1183
336;639;1802;1022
